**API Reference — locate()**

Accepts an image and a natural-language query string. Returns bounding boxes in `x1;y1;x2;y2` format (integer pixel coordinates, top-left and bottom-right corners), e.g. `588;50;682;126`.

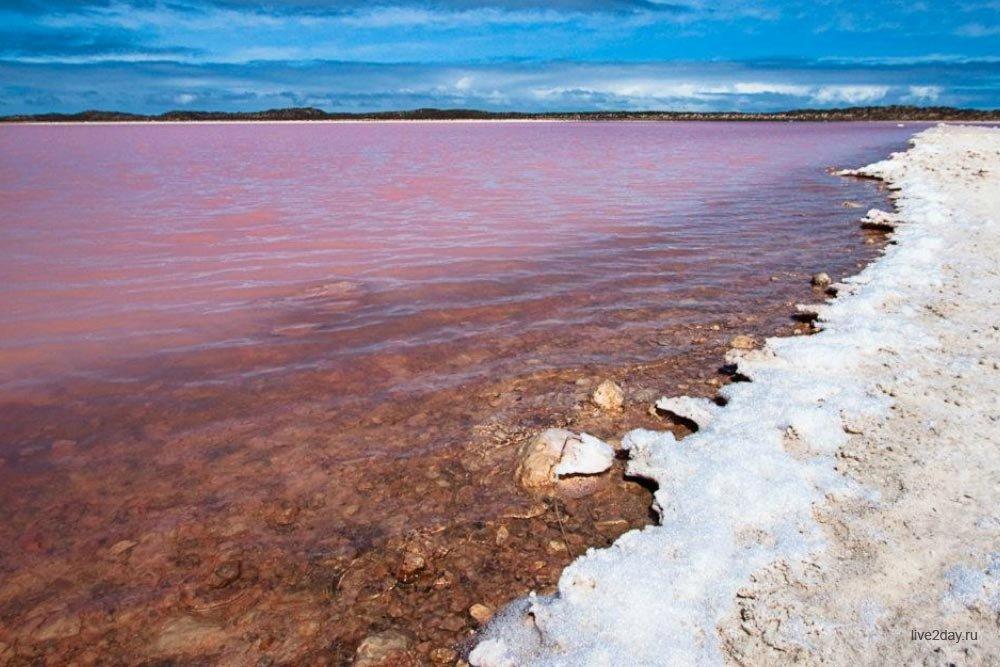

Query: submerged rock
469;603;494;625
210;559;242;588
32;613;82;642
109;539;138;557
515;428;571;490
811;272;832;288
729;334;757;351
152;616;227;656
430;647;458;664
354;630;414;667
591;379;625;411
396;551;426;582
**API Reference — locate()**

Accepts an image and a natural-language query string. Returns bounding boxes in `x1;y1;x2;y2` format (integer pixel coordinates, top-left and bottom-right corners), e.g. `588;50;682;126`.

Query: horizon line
4;104;1000;123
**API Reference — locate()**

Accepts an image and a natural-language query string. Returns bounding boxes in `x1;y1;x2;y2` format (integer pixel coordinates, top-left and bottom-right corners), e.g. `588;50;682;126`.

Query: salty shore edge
469;124;1000;665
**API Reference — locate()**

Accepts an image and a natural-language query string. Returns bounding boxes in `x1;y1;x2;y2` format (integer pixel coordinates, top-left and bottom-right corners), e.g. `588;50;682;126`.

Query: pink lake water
0;122;925;663
0;121;917;396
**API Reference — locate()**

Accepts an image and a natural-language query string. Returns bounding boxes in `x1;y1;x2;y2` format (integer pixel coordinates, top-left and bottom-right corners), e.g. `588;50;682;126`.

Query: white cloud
812;85;889;104
731;82;812;96
335;7;580;28
532;79;815;103
4;58;992;116
955;22;1000;37
906;85;942;101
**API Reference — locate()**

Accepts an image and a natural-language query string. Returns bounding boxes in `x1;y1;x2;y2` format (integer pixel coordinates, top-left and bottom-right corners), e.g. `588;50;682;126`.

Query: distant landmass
2;105;999;123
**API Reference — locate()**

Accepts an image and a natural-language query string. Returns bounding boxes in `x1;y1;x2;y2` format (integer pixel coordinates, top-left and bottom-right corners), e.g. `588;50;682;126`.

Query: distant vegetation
2;105;999;123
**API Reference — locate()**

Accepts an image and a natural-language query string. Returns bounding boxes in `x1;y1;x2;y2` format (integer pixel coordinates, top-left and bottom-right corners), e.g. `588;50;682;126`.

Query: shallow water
0;121;921;663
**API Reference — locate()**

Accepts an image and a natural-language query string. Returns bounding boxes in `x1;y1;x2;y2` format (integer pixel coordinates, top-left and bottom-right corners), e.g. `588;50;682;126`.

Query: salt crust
470;125;995;666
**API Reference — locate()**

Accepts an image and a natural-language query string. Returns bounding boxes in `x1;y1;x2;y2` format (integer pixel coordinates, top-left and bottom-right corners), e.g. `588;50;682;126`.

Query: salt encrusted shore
471;125;1000;666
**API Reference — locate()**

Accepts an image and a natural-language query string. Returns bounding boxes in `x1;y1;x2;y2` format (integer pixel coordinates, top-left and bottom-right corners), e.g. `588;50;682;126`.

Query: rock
265;502;300;528
433;571;456;590
729;334;757;350
810;272;831;288
459;456;482;472
109;539;138;557
631;387;658;404
591;379;624;411
354;630;414;667
595;519;630;535
298;620;321;638
469;603;494;625
210;559;242;588
515;428;573;489
32;613;82;641
397;551;426;582
430;647;458;664
514;429;614;491
841;200;863;208
153;616;227;656
556;475;607;499
438;615;466;632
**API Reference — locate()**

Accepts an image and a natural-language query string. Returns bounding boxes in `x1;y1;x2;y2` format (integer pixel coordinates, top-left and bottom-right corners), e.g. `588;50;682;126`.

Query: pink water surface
0;121;917;394
0;122;921;661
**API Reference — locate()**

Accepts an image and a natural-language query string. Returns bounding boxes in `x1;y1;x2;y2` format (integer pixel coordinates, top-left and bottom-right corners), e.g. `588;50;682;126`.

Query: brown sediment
0;235;895;664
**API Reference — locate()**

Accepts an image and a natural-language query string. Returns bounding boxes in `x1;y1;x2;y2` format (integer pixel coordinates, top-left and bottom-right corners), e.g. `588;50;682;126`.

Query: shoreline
2;119;998;127
3;104;999;126
471;124;1000;665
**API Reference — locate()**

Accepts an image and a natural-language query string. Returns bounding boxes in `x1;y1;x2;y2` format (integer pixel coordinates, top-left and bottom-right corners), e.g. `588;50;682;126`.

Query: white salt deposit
859;208;900;230
471;125;1000;666
554;433;615;477
943;555;1000;614
652;396;719;429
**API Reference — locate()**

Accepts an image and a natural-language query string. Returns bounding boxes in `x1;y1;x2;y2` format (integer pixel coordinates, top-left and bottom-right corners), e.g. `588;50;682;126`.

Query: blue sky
2;0;999;113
